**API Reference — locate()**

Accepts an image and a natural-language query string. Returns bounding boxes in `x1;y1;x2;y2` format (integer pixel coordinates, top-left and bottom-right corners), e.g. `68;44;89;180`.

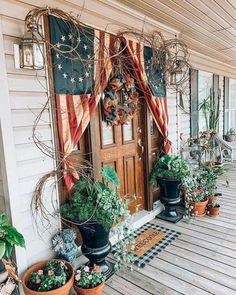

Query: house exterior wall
0;0;235;282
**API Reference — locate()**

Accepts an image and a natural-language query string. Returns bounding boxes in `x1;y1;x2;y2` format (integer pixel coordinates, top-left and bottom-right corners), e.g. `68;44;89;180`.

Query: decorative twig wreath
103;73;139;125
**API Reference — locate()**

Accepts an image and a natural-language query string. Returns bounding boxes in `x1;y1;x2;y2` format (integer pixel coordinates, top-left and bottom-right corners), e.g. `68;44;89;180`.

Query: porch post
0;17;28;274
190;69;199;137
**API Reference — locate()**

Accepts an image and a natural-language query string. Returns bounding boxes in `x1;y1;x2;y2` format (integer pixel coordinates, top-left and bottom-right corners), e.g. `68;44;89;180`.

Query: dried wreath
103;73;139;125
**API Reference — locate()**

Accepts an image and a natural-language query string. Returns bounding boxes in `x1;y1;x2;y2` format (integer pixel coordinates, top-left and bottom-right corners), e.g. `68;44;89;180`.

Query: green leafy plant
60;165;135;269
0;212;25;260
150;154;190;187
27;260;69;291
74;265;105;289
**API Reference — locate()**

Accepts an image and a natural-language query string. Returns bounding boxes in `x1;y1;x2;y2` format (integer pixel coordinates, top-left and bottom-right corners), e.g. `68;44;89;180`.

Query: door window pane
225;79;236;132
102;121;114;145
123;121;133;141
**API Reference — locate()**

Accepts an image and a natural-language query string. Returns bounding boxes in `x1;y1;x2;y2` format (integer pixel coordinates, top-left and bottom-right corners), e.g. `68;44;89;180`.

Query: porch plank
85;165;236;295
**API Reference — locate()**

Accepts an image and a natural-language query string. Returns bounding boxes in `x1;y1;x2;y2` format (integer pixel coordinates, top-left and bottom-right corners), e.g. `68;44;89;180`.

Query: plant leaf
101;165;120;188
0;241;6;259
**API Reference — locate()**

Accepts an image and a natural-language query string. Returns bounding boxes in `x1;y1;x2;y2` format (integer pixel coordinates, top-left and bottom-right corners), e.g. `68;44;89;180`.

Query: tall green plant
198;90;220;131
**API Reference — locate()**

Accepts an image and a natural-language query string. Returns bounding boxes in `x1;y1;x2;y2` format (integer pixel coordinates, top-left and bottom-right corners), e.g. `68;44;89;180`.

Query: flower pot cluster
184;165;223;219
225;128;236;142
22;260;106;295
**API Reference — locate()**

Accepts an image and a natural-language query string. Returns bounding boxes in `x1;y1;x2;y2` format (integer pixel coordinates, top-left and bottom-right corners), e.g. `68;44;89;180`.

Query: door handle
138;138;144;160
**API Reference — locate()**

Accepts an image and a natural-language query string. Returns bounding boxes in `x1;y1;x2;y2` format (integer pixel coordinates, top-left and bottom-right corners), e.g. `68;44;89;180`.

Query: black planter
77;221;113;278
156;177;183;223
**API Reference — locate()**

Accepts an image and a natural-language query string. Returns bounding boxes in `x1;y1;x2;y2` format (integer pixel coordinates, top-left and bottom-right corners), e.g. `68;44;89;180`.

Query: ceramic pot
192;199;208;216
209;206;220;217
74;282;105;295
22;260;74;295
77;221;113;277
156;177;182;223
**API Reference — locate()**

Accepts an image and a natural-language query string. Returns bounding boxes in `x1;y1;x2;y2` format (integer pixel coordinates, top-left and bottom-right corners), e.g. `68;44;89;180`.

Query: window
198;71;213;132
224;78;236;134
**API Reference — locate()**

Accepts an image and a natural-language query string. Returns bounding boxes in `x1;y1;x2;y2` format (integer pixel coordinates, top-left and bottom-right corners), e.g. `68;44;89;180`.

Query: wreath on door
103;73;139;125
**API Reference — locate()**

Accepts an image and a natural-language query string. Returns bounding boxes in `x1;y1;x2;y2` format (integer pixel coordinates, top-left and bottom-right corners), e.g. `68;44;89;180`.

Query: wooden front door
90;103;146;214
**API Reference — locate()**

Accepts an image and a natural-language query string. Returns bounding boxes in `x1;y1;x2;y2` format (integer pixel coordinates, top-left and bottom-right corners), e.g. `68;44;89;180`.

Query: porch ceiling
116;0;236;69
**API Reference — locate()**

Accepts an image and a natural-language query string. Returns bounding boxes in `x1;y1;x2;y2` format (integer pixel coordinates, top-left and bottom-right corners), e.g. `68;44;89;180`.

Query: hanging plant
103;73;139;126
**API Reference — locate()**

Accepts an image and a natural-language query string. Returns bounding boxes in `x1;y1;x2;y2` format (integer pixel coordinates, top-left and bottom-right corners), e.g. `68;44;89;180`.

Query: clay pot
208;206;220;217
192;199;208;217
74;282;105;295
22;260;74;295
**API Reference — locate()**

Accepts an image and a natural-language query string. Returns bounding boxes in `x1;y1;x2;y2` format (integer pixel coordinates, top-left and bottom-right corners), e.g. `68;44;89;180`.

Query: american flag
49;16;113;190
123;38;171;154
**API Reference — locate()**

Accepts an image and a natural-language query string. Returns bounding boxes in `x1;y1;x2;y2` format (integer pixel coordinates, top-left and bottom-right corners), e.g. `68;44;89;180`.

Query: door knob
138;138;144;160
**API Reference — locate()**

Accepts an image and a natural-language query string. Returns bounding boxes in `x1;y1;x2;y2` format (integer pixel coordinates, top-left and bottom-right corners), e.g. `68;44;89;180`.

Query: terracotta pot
209;206;220;217
192;199;208;217
22;260;74;295
74;282;105;295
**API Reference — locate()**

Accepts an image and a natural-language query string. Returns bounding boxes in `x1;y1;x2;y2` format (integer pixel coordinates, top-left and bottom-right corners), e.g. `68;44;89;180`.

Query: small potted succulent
22;259;74;295
225;128;236;142
0;212;25;284
207;200;220;217
74;265;105;295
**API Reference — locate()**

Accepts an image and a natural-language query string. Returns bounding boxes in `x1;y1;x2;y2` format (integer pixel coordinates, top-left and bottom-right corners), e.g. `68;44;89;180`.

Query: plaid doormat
112;222;180;268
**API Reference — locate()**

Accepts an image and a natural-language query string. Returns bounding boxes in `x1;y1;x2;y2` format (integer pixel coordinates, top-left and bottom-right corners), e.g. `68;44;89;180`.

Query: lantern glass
21;31;44;70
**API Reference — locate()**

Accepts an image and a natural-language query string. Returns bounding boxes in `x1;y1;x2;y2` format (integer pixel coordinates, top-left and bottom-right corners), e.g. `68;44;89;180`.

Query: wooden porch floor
104;164;236;295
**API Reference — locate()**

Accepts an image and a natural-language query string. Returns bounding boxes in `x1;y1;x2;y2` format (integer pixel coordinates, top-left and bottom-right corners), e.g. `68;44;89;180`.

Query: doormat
112;222;180;268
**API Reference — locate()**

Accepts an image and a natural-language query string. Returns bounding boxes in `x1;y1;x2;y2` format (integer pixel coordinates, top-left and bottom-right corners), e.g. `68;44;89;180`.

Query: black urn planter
77;221;113;278
156;177;183;223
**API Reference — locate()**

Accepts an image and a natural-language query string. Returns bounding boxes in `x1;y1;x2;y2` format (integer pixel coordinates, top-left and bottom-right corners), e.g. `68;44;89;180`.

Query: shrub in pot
190;192;208;217
22;259;74;295
60;166;134;275
199;165;224;205
150;154;191;223
74;265;105;295
0;212;25;284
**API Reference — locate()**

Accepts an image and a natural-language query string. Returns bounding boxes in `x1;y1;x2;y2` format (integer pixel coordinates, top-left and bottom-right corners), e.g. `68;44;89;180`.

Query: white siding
0;0;60;273
167;90;178;151
0;163;6;212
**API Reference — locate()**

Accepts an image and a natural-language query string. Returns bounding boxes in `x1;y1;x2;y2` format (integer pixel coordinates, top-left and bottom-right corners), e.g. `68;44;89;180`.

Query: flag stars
87;54;91;59
68;34;73;40
56;42;61;48
63;73;68;79
88;64;92;69
83;44;88;50
61;35;66;42
57;64;62;70
79;77;83;82
85;72;89;77
70;77;75;83
56;53;60;59
77;37;81;43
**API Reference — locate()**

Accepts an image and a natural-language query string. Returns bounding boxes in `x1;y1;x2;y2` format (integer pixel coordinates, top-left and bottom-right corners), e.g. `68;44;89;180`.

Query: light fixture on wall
170;60;183;85
14;14;44;70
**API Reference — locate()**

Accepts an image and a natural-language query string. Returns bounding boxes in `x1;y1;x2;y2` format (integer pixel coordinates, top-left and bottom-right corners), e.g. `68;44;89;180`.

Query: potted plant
225;128;236;142
207;200;220;217
60;166;134;276
150;154;190;223
0;212;25;284
199;165;224;205
189;192;208;217
22;259;74;295
74;265;105;295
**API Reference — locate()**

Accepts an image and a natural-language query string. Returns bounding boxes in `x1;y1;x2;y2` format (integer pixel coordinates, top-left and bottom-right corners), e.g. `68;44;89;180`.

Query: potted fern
150;154;190;223
60;166;134;276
